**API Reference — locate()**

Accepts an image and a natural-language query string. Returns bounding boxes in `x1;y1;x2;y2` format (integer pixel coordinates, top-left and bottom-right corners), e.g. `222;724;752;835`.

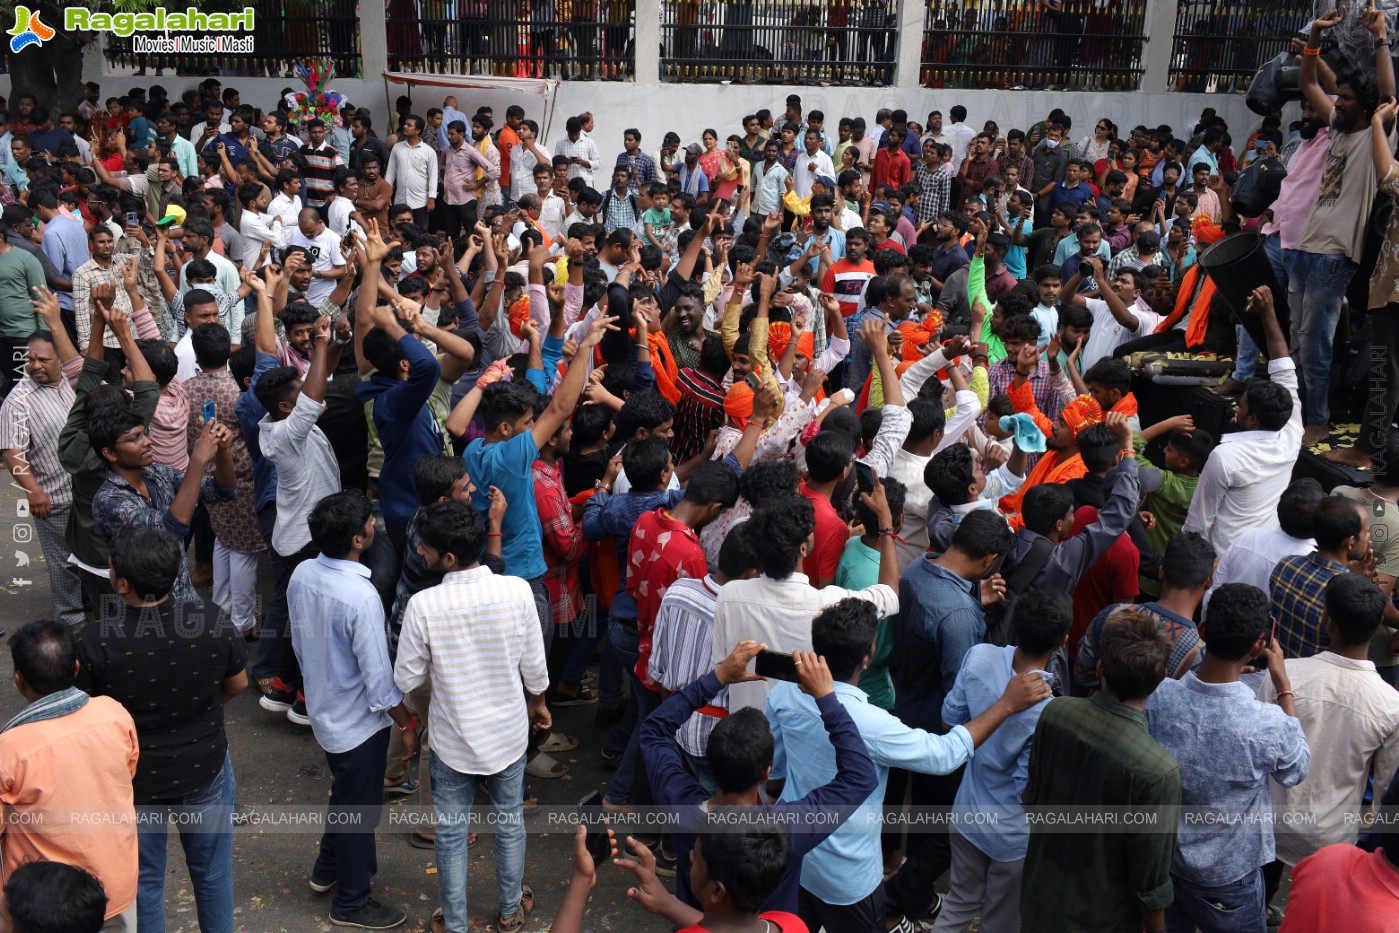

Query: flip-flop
538;732;579;754
524;752;568;779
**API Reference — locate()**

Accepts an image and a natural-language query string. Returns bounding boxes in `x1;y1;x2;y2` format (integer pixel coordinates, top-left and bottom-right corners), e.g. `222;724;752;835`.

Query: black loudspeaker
1199;232;1292;356
1246;51;1301;116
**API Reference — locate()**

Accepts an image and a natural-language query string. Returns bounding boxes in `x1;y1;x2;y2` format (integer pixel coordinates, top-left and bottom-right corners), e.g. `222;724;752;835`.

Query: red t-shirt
679;912;808;933
1280;845;1399;931
820;258;876;319
627;508;707;689
1068;505;1139;651
800;482;847;586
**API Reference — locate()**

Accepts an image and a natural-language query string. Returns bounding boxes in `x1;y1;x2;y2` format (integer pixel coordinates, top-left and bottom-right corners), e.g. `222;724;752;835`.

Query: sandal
548;683;598;707
497;885;534;933
538;732;579;754
524;752;569;779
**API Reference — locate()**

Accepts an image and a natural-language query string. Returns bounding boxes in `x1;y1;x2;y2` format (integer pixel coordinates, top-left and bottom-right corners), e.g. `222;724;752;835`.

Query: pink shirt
150;378;191;471
1261;128;1331;251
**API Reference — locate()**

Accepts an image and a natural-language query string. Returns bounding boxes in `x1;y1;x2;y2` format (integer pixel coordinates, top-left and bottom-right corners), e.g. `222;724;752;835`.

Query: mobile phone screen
854;460;873;494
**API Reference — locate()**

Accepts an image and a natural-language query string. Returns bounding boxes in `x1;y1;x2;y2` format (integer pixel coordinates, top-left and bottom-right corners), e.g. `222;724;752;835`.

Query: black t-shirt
76;597;247;803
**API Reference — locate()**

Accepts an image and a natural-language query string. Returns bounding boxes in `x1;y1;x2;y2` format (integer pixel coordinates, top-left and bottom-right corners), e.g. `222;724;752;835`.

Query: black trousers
315;727;390;915
799;883;886;933
1360;304;1399;453
883;765;964;919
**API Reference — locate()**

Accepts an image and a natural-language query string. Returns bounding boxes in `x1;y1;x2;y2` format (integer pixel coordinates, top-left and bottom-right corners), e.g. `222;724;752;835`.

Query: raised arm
1300;9;1344;124
531;312;619;448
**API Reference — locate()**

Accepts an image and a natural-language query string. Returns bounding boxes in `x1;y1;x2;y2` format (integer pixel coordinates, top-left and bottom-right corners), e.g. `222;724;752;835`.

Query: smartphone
202;400;216;424
743;371;762;391
755;649;800;683
853;459;874;494
125;210;140;227
577;790;613;865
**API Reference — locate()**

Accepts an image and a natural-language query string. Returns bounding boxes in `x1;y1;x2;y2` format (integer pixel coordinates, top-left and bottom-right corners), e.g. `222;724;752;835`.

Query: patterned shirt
629;508;708;691
296;142;344;206
1271;552;1348;660
92;464;235;604
616;150;658;193
552;134;601;186
532;458;585;626
602;188;643;234
583;488;684;623
986;358;1063;430
73;257;132;351
913;162;954;224
0;374;75;504
647;575;723;757
672;366;725;464
186;369;263;554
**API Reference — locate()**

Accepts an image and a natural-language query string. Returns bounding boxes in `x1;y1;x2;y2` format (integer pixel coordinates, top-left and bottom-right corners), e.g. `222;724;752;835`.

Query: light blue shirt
754;161;788;216
288;554;404;754
943;644;1053;862
804;226;846;275
1052;230;1112;267
1145;672;1309;884
168;134;199;180
4;155;27;192
767;680;974;905
1185;147;1219;179
40;215;90;311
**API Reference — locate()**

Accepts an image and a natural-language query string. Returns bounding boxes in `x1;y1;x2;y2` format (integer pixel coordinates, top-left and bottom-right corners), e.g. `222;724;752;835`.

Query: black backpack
600;189;640;224
981;533;1056;647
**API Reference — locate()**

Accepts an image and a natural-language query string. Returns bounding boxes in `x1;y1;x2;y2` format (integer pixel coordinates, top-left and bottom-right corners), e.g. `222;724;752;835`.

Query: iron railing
921;0;1147;91
386;1;635;79
102;2;362;78
659;0;897;85
1168;1;1311;93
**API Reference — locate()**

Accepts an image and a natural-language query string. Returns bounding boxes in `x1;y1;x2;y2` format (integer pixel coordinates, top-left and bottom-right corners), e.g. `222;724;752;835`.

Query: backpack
981;533;1056;647
600;189;639;225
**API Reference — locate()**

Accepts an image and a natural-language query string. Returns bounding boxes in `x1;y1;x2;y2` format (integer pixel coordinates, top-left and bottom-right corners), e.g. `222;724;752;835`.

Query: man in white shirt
713;488;900;712
1061;260;1162;370
552;116;599;187
1203;478;1323;611
393;500;549;933
176;217;241;298
384;114;438;228
945;105;977;167
267;171;303;229
793;127;836;199
510;120;551;204
1183;286;1302;553
284;208;346;306
531;164;567;242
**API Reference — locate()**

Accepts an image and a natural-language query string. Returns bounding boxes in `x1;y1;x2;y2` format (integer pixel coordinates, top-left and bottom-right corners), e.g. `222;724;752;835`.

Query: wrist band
486;531;503;538
877;528;895;537
397;716;417;733
1376;38;1389;50
1302;45;1321;56
1276;690;1294;700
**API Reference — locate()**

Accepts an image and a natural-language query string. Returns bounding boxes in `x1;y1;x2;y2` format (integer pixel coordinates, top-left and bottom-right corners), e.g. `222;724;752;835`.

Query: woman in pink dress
699;129;741;204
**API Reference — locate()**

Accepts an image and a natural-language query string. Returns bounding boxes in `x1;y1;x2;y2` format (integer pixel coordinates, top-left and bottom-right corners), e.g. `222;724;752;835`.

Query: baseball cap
685;143;703;156
155;205;187;228
815;175;837;190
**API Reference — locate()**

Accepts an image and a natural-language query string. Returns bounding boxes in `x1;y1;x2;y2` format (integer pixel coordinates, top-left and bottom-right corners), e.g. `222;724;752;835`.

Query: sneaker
383;775;418;797
287;693;311;726
651;838;677;878
259;677;295;713
308;873;336;894
329;898;406;929
593;704;625;730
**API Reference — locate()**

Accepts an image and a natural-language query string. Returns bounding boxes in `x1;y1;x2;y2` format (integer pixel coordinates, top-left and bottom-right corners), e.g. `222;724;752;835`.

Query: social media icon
14;551;28;567
12;525;31;544
15;500;29;518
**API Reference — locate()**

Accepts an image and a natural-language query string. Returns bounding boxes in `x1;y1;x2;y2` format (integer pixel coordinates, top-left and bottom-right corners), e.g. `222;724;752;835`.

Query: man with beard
820;227;875;321
802;194;846;275
443;119;497;239
1288;7;1395;447
1214;98;1330;397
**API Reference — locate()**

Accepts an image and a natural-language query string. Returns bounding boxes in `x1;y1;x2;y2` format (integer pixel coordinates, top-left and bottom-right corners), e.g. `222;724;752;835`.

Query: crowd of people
0;7;1398;933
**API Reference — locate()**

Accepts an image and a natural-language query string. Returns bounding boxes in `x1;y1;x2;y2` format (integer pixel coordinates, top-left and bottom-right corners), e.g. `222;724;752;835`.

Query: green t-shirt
836;536;896;710
1136;440;1200;597
0;247;45;336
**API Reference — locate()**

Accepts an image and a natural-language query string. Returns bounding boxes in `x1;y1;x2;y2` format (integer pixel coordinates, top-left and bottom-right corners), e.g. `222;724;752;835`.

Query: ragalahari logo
9;6;54;53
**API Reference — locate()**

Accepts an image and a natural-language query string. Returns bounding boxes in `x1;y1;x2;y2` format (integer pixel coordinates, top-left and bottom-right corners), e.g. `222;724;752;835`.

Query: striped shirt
296;142;344;206
0;375;76;504
393;565;549;775
73;257;132;351
647;575;723;757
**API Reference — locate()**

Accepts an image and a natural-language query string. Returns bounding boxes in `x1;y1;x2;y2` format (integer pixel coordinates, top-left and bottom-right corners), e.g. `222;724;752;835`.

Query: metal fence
659;0;898;85
386;1;635;79
102;2;362;78
921;0;1148;91
1168;1;1312;93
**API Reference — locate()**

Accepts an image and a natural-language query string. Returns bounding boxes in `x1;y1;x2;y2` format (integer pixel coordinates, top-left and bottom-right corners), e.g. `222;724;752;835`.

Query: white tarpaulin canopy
381;71;561;138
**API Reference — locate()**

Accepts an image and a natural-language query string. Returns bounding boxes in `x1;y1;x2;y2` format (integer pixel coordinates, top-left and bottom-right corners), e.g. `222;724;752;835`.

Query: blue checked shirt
1270;551;1348;660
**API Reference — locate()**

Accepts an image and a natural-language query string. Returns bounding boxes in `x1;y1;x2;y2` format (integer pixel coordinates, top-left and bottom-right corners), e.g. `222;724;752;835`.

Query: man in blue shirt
1146;583;1309;933
767;596;1051;933
1050;158;1096;218
640;640;878;921
288;489;417;931
464;309;613;634
933;589;1069;933
33;189;88;331
887;508;1016;926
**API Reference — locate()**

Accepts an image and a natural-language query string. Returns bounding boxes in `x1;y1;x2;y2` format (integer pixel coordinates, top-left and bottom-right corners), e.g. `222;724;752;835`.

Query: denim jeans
604;617;660;805
1286;248;1357;427
597;621;626;710
137;752;236;933
431;750;527;932
316;727;390;916
1165;868;1266;933
1234;234;1293;383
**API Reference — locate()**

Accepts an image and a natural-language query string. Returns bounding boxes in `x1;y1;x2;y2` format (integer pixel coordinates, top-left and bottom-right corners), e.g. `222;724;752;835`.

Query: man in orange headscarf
1082;356;1141;433
1001;391;1103;522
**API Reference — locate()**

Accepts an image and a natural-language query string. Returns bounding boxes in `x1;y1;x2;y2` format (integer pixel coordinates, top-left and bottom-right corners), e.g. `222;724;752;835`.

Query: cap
815;174;836;190
155;205;187;228
685;143;703;156
1136;230;1161;249
870;199;892;215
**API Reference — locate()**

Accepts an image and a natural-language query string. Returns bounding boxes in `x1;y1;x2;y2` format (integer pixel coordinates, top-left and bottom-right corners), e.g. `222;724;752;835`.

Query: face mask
1042;138;1059;149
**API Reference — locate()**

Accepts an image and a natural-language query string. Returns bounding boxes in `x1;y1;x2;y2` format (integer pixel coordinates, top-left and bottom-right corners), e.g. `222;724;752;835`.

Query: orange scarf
1008;377;1053;439
1001;451;1089;526
645;330;681;405
1153;264;1215;349
1112;392;1139;419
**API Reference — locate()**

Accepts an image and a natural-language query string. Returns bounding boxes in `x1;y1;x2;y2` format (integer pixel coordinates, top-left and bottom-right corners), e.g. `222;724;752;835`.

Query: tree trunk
5;31;90;114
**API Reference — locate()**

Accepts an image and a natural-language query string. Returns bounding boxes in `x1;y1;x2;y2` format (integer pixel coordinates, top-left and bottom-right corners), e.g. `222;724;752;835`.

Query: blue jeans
137;752;236;933
1165;868;1266;933
683;748;717;795
1286;249;1357;426
598;619;625;710
1233;235;1293;382
431;750;527;932
604;617;660;805
316;727;390;915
